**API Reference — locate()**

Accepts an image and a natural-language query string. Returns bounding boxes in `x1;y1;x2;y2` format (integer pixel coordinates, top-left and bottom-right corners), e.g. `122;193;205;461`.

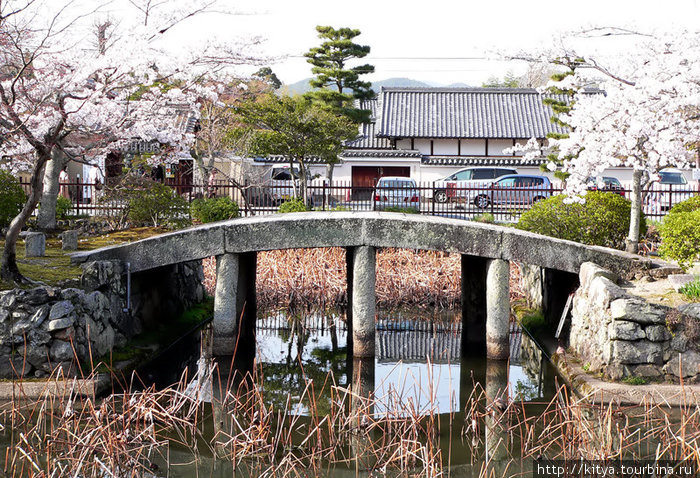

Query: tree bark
37;149;67;231
625;169;643;254
1;154;50;283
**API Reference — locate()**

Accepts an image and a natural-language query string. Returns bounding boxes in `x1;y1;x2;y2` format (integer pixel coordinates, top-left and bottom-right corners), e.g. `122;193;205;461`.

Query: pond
1;308;696;478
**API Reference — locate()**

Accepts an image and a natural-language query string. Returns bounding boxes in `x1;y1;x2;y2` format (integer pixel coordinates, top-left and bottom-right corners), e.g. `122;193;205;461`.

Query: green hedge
0;170;26;228
128;182;190;228
517;191;646;250
278;198;308;213
659;197;700;270
55;196;72;220
190;197;239;223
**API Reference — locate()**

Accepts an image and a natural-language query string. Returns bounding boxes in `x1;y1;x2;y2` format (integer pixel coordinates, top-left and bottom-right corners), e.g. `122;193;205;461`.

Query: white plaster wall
396;139;412;150
460;139;486;155
414;139;432;155
489;139;515;156
433;139;459;155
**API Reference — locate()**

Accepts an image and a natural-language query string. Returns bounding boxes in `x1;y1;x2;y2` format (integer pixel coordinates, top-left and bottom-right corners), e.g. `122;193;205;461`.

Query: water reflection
255;310;555;416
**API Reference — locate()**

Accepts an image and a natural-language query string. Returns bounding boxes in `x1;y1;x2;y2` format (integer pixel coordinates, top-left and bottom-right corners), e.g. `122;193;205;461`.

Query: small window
454;170;473;180
472;169;494;180
272;168;298;181
497;178;516;187
659;172;687;185
496;169;517;178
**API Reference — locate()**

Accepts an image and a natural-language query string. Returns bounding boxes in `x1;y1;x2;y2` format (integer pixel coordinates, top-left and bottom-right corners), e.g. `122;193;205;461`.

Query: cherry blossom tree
512;29;700;253
0;0;258;282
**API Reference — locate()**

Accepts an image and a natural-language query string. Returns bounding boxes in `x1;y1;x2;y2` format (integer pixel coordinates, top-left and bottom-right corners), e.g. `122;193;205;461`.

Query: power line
288;55;500;61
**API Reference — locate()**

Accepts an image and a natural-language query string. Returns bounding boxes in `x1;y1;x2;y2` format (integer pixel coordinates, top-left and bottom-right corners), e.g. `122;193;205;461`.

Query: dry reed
203;248;525;312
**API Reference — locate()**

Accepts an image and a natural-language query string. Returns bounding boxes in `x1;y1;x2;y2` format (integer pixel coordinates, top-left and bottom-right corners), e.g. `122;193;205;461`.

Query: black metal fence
19;178;700;222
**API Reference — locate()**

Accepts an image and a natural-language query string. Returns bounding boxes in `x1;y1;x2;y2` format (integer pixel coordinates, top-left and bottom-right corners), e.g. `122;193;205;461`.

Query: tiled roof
253;155;326;164
340;149;421;159
344;99;393;149
376;87;572;139
421;156;547;166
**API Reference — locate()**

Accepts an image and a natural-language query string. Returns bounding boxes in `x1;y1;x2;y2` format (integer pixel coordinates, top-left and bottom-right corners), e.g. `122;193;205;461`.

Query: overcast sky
195;0;699;86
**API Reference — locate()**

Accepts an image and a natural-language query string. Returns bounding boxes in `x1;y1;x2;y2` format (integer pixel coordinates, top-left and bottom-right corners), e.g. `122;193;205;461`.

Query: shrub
659;209;700;270
679;278;700;301
381;206;419;214
669;196;700;215
473;212;495;224
55;196;72;220
128;181;190;228
190;197;239;223
0;170;26;228
278;198;308;213
517;191;646;250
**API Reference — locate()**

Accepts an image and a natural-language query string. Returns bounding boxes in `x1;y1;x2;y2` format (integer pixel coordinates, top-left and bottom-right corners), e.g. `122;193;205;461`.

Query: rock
11;311;28;321
60;288;85;302
25;232;45;257
608;321;645;341
94;324;115;357
580;262;618;291
27;328;51;346
81;260;123;292
630;364;662;379
589;277;625;309
668;274;695;292
0;309;9;324
0;355;32;378
20;345;48;369
609;298;667;325
61;230;79;251
678;303;700;320
47;317;74;331
664;351;700;378
645;325;671;342
671;334;689;352
49;300;74;320
606;363;626;380
648;265;683;279
29;305;50;327
0;291;16;308
50;340;74;362
21;287;52;305
52;326;75;341
11;319;32;336
612;340;663;365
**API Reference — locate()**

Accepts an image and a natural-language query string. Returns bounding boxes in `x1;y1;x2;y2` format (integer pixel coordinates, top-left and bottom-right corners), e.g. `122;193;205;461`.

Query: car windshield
379;180;415;188
659;172;687;185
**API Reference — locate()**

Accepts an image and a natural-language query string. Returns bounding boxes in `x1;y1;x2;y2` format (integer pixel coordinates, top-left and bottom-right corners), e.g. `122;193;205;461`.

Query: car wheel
532;196;546;205
474;195;490;209
433;190;448;203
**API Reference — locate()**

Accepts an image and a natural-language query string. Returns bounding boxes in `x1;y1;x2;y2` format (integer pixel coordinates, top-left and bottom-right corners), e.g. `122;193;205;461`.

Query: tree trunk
37;149;67;231
1;154;50;283
626;169;643;254
298;160;309;206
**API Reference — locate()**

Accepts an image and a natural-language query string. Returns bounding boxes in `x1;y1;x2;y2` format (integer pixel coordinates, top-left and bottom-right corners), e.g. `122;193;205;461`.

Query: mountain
283;77;470;95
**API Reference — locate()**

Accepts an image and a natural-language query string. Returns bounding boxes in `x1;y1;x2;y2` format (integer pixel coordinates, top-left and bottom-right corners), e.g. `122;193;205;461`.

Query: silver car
373;177;421;212
473;174;552;209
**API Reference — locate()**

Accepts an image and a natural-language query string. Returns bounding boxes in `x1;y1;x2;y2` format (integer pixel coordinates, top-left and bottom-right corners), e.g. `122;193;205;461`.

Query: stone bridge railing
72;212;655;361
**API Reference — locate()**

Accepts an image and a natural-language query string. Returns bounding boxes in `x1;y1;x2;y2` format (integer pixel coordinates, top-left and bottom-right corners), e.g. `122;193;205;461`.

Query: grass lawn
1;226;168;290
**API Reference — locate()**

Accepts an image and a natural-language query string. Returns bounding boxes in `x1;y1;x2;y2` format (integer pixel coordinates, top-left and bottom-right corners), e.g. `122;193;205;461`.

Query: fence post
431;182;436;216
323;181;327;211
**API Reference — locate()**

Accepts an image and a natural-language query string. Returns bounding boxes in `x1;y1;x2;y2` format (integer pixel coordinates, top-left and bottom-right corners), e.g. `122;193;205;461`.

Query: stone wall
0;260;205;379
568;263;699;382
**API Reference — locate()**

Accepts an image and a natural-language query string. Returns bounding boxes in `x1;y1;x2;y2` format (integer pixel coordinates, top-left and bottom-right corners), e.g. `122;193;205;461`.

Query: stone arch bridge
72;212;652;361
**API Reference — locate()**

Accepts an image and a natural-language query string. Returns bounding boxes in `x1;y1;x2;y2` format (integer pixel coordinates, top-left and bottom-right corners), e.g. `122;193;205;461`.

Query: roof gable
375;87;571;139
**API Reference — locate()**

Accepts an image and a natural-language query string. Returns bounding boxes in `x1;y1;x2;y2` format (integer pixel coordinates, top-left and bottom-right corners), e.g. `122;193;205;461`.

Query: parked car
373;177;421;212
645;168;693;212
473;174;552;209
586;176;625;196
432;167;517;203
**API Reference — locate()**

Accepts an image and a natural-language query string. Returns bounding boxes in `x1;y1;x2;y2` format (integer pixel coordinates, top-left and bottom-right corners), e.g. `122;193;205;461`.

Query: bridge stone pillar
213;252;257;358
486;259;510;360
461;254;487;356
351;245;376;358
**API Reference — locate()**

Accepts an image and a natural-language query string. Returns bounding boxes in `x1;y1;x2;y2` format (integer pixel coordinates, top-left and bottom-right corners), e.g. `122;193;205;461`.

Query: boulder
612;340;663;365
608;321;645;341
49;300;74;321
25;232;45;257
61;230;79;251
645;325;671;342
50;340;74;362
47;317;74;331
664;351;700;378
29;305;50;327
610;298;667;325
579;262;618;291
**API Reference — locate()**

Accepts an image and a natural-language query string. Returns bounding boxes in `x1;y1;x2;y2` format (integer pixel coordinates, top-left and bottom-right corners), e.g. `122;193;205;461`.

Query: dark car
473;174;552;209
586;176;625;196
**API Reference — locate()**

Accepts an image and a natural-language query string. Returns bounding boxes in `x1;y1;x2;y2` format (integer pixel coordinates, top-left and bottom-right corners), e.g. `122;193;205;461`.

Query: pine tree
304;26;375;123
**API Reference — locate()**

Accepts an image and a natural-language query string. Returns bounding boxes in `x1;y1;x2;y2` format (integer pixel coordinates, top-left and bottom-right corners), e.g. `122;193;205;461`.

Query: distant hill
284;77;470;95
